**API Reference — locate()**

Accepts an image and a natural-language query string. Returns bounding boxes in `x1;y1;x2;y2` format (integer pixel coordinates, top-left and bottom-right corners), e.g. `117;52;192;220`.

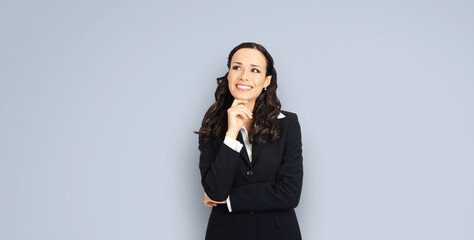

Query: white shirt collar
277;112;286;119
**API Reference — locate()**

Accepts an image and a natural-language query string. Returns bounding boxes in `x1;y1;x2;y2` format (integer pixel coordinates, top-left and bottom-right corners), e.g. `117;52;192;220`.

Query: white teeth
237;85;252;89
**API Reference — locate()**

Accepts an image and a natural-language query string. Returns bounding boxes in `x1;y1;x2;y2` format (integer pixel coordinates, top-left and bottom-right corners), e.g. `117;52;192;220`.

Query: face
227;48;272;102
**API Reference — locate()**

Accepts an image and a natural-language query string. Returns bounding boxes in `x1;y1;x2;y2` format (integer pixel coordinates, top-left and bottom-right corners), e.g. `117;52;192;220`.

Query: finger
236;108;252;119
235;110;250;120
229;108;247;119
231;99;249;107
229;105;253;119
233;104;253;116
236;105;253;119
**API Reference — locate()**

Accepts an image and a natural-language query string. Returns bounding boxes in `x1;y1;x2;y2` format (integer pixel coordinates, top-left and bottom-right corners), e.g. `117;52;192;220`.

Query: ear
264;75;272;88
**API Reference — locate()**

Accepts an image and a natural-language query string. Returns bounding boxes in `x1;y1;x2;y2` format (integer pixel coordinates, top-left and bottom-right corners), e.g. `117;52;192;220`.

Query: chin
231;90;256;100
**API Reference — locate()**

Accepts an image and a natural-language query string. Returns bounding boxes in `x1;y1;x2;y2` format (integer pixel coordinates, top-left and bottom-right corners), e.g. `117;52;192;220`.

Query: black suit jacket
198;110;303;240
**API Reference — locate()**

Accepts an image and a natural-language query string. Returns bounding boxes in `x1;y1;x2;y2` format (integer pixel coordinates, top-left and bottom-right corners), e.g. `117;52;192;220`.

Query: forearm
228;175;303;212
200;133;243;202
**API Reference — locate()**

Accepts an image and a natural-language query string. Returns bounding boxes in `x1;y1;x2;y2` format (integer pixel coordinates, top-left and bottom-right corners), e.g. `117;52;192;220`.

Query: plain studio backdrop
0;0;473;239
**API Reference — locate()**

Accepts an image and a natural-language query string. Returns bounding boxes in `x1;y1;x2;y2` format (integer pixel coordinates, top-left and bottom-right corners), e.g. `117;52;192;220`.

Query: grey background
1;0;473;239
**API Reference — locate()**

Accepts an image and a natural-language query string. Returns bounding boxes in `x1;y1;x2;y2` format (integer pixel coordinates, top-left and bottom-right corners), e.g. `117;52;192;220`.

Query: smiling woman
229;49;270;96
194;42;304;240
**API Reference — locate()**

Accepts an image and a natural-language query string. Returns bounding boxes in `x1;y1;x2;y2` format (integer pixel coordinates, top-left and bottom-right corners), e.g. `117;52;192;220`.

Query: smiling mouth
236;84;253;91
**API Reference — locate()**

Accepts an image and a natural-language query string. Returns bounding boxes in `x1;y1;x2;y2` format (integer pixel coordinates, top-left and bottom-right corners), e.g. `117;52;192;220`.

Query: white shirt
222;112;286;212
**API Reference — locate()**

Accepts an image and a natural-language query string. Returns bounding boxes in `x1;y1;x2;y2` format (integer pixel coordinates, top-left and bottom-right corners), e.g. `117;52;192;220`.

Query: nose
240;69;249;81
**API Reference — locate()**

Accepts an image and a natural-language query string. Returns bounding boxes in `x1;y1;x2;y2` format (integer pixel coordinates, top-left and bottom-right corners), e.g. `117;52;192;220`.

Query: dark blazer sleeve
198;133;239;201
229;113;303;212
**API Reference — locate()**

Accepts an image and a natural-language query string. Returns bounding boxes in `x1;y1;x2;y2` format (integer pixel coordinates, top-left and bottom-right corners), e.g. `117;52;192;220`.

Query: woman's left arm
227;113;304;212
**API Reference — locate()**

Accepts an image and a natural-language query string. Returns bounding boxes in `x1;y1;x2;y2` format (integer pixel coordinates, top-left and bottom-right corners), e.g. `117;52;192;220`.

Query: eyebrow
232;62;261;69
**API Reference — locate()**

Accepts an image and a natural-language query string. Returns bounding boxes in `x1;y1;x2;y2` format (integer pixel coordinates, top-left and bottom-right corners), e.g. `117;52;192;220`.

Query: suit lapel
252;114;284;166
235;112;286;168
237;131;252;168
251;132;269;167
236;130;269;168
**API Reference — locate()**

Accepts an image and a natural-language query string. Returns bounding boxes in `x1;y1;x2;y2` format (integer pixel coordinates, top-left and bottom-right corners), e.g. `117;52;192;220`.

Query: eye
252;68;260;73
232;66;240;70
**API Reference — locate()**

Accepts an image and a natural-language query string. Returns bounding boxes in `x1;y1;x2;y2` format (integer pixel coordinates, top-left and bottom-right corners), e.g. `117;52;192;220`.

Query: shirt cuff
226;195;232;212
224;135;243;153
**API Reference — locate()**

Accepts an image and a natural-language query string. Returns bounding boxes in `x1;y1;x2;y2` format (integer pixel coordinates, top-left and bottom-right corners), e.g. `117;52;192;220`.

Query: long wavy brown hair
194;42;282;145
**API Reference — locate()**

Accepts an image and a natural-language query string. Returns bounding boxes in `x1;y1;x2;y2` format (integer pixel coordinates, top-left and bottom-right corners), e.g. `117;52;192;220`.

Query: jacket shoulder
280;110;298;120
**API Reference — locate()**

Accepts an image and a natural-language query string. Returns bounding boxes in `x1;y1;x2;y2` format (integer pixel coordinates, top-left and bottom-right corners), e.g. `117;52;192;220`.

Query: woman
195;42;303;240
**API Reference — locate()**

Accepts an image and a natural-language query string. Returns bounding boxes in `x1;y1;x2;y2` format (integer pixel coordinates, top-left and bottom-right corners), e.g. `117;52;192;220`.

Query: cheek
255;77;266;86
227;72;237;81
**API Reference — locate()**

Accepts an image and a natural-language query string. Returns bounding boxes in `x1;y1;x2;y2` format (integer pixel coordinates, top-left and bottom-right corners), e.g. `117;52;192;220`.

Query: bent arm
198;134;242;201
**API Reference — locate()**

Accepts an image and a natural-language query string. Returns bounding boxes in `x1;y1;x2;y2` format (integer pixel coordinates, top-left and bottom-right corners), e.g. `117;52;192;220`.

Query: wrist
225;130;238;139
